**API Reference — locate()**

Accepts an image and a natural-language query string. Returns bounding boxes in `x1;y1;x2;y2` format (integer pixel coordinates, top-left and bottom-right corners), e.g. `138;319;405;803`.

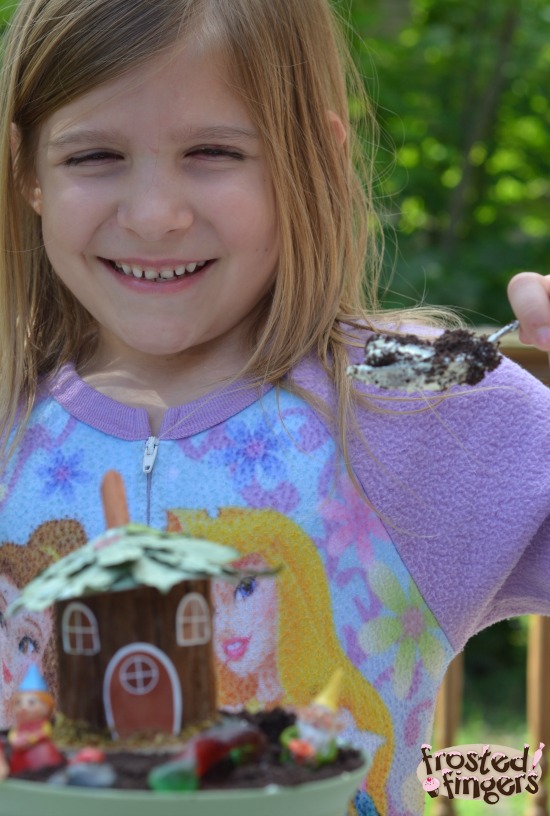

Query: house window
119;654;159;695
176;592;211;646
62;602;100;655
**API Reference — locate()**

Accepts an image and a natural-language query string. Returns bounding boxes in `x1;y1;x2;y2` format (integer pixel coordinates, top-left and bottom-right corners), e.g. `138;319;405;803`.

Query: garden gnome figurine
7;665;64;774
284;669;345;763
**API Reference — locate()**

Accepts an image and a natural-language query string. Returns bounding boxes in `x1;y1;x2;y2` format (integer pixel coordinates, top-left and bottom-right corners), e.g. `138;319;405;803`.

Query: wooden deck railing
432;331;550;816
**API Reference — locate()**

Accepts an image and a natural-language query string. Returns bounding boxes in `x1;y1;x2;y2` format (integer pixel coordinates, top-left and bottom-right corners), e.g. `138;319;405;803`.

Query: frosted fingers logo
417;742;544;805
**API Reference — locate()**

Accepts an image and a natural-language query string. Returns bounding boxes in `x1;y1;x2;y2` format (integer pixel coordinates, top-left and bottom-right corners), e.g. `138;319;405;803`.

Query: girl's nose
117;164;194;241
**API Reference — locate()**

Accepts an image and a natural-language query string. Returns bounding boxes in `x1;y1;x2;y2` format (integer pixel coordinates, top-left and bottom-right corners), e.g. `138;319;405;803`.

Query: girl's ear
10;123;42;215
327;111;347;147
28;184;42;216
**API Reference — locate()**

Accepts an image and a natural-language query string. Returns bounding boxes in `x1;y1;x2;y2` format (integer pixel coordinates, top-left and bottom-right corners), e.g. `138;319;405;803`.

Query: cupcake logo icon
417;742;544;805
422;776;440;798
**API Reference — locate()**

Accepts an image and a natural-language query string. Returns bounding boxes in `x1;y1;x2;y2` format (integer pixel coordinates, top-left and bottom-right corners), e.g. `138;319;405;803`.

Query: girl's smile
104;258;210;282
33;43;279;383
98;257;214;294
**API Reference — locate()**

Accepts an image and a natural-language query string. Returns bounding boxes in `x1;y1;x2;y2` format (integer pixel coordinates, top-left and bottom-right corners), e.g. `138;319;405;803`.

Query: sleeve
476;515;550;629
345;353;550;653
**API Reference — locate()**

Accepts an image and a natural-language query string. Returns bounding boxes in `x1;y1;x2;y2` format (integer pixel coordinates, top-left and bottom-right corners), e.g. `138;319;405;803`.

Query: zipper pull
142;436;159;474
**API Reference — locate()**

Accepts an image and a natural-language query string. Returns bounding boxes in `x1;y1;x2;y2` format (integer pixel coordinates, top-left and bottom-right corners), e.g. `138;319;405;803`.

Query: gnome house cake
7;471;254;744
2;471;364;796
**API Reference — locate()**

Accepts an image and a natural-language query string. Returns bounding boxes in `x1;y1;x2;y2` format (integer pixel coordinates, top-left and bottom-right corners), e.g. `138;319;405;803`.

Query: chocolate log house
8;519;260;741
56;578;214;739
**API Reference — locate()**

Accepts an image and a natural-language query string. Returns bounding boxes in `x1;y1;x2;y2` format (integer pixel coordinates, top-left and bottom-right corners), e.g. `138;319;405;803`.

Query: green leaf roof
8;524;254;614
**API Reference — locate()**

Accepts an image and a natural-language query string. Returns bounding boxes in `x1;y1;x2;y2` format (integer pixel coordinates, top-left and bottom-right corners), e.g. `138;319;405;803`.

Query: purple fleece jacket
292;349;550;651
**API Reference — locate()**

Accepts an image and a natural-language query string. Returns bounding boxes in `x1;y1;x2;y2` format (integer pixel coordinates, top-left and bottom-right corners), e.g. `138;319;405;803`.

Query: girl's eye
64;151;122;166
189;147;244;161
18;635;39;655
234;576;257;600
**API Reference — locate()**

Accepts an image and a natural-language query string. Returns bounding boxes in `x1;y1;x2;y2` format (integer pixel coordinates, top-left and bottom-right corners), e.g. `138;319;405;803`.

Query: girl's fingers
507;272;550;350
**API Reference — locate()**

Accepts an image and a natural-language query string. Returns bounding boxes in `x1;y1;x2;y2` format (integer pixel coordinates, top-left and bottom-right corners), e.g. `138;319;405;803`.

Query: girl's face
33;44;279;371
0;577;52;729
212;555;278;679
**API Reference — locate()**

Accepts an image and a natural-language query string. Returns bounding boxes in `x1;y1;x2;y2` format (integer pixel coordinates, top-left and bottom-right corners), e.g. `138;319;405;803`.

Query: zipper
143;436;159;526
143;436;159;474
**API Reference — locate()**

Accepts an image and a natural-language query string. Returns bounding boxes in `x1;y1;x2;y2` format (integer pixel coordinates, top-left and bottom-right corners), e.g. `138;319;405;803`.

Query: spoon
485;319;520;343
346;319;520;392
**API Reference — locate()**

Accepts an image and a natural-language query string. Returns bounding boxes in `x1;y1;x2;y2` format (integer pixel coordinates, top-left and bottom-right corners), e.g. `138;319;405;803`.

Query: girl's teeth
114;260;208;279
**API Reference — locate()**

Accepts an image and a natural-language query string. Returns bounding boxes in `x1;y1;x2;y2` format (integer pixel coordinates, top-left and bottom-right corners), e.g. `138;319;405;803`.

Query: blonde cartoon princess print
0;520;87;728
167;507;393;816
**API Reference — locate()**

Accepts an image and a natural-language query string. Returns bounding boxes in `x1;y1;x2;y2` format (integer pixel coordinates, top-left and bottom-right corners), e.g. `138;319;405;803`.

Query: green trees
348;0;550;322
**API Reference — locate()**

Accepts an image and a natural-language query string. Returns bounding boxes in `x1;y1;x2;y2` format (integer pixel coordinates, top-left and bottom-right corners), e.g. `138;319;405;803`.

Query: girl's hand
507;272;550;351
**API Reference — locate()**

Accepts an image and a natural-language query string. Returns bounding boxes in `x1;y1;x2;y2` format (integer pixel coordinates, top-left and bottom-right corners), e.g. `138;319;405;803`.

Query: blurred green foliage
462;618;527;728
346;0;550;323
0;0;13;26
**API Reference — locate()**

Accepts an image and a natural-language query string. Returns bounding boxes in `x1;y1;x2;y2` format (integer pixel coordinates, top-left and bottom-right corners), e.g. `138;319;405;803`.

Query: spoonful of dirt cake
346;320;519;392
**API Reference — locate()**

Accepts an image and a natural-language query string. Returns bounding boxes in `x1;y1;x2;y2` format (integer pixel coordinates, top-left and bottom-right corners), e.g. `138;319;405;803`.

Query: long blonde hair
0;0;449;468
167;506;393;815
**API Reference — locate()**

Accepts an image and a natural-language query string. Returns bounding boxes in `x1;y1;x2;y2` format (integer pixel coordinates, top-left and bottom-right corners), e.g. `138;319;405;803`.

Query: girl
0;1;548;814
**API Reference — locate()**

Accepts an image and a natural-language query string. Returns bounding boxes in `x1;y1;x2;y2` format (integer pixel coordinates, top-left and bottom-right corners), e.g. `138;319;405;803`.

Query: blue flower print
221;418;287;484
39;449;88;498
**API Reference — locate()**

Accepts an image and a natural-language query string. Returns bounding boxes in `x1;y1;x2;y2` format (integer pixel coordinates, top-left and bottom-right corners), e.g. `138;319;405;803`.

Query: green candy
147;758;199;792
